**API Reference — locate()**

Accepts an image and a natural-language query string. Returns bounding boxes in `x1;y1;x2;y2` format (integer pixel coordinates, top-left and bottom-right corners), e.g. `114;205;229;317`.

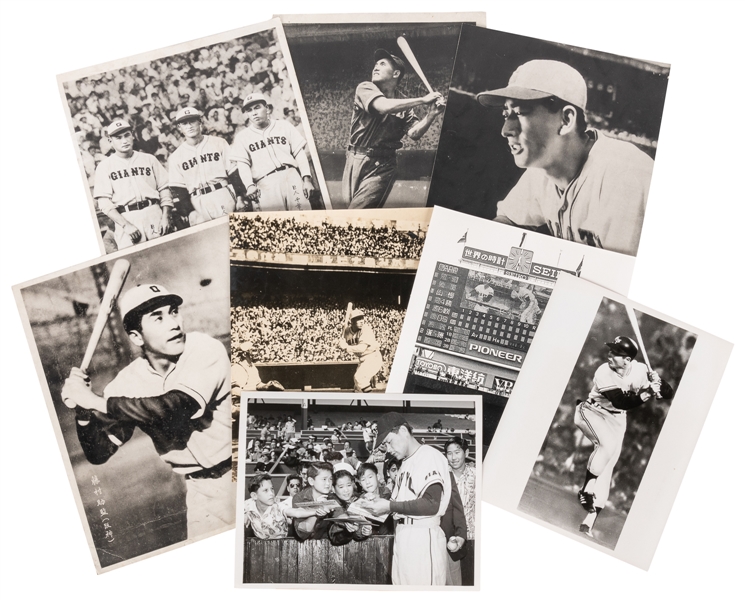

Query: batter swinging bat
624;304;660;397
64;259;131;408
340;302;353;339
396;36;435;94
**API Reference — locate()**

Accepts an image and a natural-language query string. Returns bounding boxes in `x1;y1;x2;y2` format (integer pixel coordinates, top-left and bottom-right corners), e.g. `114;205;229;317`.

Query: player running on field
229;93;317;212
574;335;673;539
94;119;173;250
477;60;655;256
168;106;243;227
61;283;234;539
343;48;445;209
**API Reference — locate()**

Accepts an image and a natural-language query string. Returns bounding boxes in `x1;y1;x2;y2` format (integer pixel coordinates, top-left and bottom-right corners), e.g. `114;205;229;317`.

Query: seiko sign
467;343;523;363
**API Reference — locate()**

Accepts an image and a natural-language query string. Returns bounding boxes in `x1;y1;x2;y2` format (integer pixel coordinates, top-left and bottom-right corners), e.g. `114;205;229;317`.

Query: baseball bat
396;36;435;94
624;304;661;398
64;259;131;408
340;302;353;339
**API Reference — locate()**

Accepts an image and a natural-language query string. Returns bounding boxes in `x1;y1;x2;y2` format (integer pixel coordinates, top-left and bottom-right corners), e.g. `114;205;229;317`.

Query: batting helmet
605;336;638;359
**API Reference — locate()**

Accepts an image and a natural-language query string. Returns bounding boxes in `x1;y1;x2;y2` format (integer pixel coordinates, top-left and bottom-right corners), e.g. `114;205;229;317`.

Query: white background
1;1;743;597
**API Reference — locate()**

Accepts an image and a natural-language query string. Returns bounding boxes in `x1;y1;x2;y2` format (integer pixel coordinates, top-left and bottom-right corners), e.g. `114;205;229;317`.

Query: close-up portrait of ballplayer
343;47;445;209
427;25;668;257
61;282;234;541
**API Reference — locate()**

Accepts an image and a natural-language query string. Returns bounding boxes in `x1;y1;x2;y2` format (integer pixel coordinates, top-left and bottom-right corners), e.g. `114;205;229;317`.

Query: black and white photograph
58;18;330;255
428;24;669;257
13;222;233;572
230;208;431;396
482;274;732;569
278;13;485;209
387;206;635;455
234;393;480;588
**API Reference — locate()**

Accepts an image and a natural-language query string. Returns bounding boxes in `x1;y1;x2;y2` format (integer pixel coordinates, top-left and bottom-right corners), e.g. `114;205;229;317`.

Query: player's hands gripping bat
62;259;131;408
397;36;446;108
624;304;661;398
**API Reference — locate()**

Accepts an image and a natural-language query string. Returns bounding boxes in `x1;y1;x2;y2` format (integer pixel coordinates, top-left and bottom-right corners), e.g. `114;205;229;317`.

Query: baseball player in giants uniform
94;119;173;250
511;282;539;324
574;335;673;538
338;308;383;392
477;60;655;256
362;412;451;586
229;93;317;212
61;284;234;539
168;106;239;226
342;49;445;209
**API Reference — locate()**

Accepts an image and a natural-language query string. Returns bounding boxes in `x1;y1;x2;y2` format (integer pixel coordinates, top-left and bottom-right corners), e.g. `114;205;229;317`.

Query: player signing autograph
61;284;234;539
361;412;452;586
477;60;655;256
94;119;173;250
343;48;445;209
574;335;673;539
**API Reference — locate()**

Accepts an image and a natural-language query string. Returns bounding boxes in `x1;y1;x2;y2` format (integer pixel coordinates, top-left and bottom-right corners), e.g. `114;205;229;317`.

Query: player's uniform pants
392;517;447;585
574;400;627;508
256;167;312;212
445;554;462;586
342;150;397;209
114;203;163;249
189;186;236;226
354;350;383;391
184;467;235;539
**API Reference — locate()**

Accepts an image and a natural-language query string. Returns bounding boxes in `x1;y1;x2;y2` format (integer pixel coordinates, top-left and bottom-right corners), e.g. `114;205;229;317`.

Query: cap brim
477;86;553;108
122;294;183;327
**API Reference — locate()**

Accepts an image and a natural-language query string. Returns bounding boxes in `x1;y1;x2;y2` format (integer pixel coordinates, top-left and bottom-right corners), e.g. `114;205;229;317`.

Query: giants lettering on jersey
247;136;287;152
110;167;153;180
181;152;222;170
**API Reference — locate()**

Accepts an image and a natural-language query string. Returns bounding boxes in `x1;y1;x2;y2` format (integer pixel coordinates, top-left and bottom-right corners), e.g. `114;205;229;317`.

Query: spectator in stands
244;474;288;539
254;450;271;473
299;465;310;489
357;463;394;535
327;470;373;546
286;475;302;498
445;438;476;541
292;463;336;540
384;457;401;492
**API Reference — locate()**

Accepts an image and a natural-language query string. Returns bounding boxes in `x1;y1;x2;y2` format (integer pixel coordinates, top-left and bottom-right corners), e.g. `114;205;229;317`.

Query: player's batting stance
342;46;445;209
574;335;673;539
338;308;383;392
361;412;451;585
61;283;234;539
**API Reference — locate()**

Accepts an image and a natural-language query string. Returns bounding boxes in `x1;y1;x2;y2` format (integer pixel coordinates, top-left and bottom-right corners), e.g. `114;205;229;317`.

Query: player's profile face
607;350;628;371
245;102;269;128
351;316;364;331
500;99;562;169
446;444;467;470
134;304;185;358
333;475;355;501
253;480;276;506
310;469;333;494
372;58;396;85
110;129;134;155
359;468;378;494
382;427;408;459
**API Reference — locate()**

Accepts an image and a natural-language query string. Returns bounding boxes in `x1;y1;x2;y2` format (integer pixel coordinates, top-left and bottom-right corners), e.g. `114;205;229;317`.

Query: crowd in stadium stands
63;30;302;188
230;215;425;259
243;413;476;552
232;300;405;385
530;325;695;515
299;65;452;151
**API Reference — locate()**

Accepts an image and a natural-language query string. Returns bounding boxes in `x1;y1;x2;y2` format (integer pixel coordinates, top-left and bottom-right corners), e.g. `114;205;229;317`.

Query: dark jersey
348;82;418;150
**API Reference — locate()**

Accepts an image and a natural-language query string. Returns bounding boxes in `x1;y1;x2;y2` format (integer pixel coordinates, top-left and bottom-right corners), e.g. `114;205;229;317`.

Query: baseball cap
477;60;587;111
333;462;356;475
242;92;269;110
120;284;183;332
374;412;409;447
605;336;638;359
173;106;203;124
350;308;365;320
106;119;132;137
374;48;406;77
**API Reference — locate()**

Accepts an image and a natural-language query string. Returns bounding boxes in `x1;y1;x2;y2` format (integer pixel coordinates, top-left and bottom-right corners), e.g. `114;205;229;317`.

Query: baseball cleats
579;524;594;538
578;490;596;512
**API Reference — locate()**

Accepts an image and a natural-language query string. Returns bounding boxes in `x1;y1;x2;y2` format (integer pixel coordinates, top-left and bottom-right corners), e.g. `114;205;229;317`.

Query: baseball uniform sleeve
168;151;187;190
495;170;547;228
220;137;238;174
106;389;203;427
76;410;136;464
285;120;307;158
390;483;443;516
355;82;385;114
93;163;115;213
228;134;252;167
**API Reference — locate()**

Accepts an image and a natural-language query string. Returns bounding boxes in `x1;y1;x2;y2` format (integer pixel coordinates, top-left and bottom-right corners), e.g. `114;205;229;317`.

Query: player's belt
585;398;623;415
254;164;293;182
347;144;397;158
117;198;158;213
399;516;441;528
191;182;224;196
184;457;232;480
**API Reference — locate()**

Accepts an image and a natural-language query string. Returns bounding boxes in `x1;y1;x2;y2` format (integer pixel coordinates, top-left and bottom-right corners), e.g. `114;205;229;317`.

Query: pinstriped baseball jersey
93;151;171;213
229;119;309;180
588;360;649;412
168;135;236;193
103;331;231;473
391;445;451;520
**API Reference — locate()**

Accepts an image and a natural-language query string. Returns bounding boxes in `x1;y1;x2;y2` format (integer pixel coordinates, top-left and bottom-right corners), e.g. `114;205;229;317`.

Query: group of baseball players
243;412;476;586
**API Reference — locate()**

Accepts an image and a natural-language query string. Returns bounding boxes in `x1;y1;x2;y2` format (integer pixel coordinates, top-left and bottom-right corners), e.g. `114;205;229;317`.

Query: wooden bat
396;36;435;94
624;304;660;397
64;259;131;408
340;302;353;340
